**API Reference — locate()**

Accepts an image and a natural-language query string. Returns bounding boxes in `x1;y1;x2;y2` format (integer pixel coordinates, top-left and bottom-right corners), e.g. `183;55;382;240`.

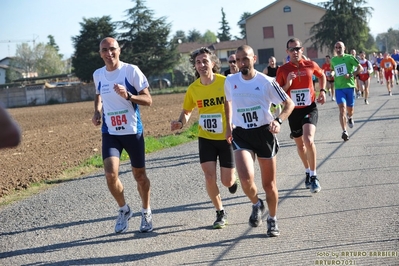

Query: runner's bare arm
171;109;192;131
92;94;102;126
224;100;233;143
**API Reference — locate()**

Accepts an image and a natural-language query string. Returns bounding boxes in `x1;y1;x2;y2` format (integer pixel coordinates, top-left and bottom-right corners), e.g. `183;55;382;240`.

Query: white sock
142;208;151;214
268;215;276;221
120;204;129;213
310;170;317;177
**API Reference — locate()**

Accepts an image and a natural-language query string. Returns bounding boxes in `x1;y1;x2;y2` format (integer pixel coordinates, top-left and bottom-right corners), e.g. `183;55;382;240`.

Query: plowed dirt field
1;93;197;198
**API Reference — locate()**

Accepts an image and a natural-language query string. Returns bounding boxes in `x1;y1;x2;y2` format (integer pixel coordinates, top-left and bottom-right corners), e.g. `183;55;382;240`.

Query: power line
0;39;33;43
0;35;39;57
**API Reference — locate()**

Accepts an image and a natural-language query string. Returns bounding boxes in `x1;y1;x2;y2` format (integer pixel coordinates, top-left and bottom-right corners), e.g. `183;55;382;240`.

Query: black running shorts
288;102;318;138
198;137;234;168
232;125;279;159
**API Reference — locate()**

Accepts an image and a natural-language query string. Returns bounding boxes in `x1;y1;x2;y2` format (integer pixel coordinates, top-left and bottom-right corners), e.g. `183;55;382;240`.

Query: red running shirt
276;59;324;109
322;63;334;81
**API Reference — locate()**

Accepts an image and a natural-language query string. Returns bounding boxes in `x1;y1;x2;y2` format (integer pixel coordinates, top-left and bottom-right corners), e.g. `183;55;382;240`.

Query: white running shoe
140;212;153;232
115;206;133;233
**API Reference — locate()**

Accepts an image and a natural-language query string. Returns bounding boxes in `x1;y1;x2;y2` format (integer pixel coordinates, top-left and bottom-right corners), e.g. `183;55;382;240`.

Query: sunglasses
288;47;302;52
228;60;236;64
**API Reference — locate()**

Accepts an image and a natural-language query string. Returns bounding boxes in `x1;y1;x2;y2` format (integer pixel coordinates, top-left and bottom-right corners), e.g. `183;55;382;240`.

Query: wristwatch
275;117;283;125
126;92;133;101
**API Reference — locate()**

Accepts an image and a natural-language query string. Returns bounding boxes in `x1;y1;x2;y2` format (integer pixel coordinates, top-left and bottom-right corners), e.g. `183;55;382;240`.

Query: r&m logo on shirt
196;96;225;108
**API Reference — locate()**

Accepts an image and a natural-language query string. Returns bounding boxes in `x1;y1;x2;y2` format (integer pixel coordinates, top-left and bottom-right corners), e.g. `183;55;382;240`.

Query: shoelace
268;220;276;230
216;211;225;221
142;213;151;226
116;210;129;224
252;206;261;219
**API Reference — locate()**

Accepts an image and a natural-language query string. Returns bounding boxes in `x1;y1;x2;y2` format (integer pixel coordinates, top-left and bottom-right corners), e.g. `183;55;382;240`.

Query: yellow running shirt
183;74;227;140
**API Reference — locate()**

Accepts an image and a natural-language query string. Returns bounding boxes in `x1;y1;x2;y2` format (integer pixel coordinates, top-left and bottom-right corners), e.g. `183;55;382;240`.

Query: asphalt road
1;80;398;266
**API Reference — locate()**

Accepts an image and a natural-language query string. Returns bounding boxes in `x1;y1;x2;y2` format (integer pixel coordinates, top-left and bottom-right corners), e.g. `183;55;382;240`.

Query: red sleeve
313;61;324;79
275;67;285;87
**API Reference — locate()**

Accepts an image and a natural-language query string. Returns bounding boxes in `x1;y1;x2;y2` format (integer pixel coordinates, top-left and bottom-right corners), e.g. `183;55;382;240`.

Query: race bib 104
236;105;262;129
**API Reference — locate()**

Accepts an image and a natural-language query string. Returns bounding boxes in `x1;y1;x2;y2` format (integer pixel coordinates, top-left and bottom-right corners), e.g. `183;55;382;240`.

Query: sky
1;0;398;60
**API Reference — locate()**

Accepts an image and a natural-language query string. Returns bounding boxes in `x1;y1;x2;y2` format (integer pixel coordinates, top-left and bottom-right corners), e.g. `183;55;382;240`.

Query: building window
263;26;274;39
227;50;236;57
306;47;318;59
287;24;294;36
258;48;274;65
283;6;291;12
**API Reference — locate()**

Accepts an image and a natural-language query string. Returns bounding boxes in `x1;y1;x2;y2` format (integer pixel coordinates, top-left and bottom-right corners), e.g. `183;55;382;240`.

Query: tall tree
202;30;217;43
47;35;63;59
187;29;202;43
237;12;252;39
376;28;399;52
35;43;66;76
174;54;195;86
217;8;232;41
364;33;376;53
172;30;188;44
309;0;373;54
12;43;36;76
8;41;65;81
5;63;23;83
71;16;117;82
117;0;179;78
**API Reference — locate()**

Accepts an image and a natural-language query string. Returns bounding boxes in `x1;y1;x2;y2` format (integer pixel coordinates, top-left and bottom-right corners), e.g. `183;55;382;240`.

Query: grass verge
0;122;198;207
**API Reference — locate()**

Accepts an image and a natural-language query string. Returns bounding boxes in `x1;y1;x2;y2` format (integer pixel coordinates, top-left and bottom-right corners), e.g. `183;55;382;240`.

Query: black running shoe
341;131;349;141
310;176;321;193
348;118;354;128
305;172;311;189
228;178;239;194
267;218;280;237
249;199;265;227
213;210;227;229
